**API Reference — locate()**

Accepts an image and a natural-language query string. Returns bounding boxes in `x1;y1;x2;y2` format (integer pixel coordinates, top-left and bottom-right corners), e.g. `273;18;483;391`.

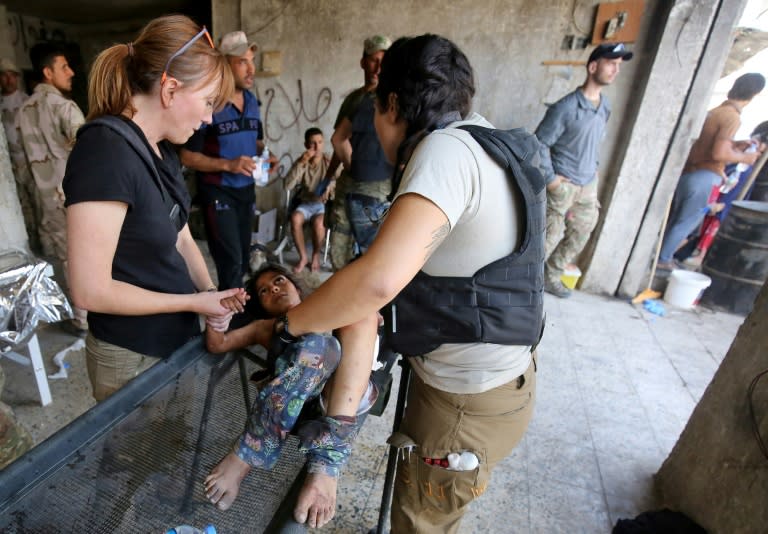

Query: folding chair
272;185;332;269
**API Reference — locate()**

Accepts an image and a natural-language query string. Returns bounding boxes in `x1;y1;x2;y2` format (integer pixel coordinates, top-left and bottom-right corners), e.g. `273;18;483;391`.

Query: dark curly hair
242;263;306;319
375;34;475;196
752;120;768;143
727;73;765;101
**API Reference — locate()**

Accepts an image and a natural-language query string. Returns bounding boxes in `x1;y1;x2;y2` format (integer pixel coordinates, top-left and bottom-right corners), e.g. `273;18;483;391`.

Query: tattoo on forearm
425;223;450;260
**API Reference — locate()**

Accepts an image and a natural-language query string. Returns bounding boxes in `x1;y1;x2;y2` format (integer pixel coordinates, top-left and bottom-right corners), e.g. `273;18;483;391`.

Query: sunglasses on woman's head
161;26;215;84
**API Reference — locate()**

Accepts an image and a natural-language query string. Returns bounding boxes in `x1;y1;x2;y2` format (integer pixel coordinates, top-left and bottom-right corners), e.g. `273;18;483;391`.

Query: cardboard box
253;208;277;244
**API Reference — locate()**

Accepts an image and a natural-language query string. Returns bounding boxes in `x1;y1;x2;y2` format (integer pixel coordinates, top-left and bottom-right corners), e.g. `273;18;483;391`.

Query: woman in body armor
273;34;543;533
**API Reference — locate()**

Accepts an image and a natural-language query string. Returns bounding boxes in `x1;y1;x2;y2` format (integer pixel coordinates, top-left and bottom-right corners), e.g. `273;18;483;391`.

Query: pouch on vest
384;125;546;357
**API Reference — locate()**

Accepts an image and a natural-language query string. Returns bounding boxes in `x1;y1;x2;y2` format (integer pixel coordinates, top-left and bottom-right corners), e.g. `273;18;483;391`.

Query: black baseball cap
588;42;633;63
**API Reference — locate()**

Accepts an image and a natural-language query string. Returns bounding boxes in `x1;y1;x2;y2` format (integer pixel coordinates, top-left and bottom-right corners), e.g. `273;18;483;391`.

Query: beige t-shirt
284;153;332;203
393;112;532;394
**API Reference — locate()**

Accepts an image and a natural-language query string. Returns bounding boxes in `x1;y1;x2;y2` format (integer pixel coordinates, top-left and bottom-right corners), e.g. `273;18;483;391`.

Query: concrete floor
0;243;745;533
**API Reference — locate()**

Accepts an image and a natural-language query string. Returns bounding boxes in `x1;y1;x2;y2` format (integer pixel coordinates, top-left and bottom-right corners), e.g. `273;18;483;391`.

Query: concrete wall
212;0;661;212
0;5;27;252
655;280;768;534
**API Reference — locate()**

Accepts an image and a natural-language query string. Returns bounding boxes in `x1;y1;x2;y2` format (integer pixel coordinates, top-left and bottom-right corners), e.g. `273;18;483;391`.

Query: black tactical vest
350;94;394;183
385;125;546;356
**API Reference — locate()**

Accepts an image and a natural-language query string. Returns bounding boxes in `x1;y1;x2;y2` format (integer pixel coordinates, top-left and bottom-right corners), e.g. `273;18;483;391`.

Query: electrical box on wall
591;0;645;44
255;50;282;77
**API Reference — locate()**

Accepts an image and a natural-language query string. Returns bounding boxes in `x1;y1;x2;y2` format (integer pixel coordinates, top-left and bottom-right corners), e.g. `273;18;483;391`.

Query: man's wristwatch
274;314;299;343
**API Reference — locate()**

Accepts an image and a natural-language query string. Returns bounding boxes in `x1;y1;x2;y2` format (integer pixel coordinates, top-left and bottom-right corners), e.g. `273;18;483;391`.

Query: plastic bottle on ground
165;525;217;534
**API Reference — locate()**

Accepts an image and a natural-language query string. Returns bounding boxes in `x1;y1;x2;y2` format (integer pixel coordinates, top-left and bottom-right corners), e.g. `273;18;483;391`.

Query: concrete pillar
655;279;768;533
0;120;28;252
581;0;747;296
601;0;745;297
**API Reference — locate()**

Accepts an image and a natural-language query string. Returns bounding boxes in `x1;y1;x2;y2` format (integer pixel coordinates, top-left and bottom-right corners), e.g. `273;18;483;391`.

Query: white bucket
664;270;712;309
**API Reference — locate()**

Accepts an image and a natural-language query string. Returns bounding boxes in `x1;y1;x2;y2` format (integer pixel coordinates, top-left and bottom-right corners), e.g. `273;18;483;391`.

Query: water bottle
165;525;216;534
251;155;263;184
260;146;271;185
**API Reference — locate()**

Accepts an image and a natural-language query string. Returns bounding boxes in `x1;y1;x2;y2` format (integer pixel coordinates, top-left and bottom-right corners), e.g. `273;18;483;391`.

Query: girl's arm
205;317;275;354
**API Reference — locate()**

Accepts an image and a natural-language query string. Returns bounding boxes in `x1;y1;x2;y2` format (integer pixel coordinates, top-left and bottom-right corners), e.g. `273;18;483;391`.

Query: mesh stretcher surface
0;341;305;533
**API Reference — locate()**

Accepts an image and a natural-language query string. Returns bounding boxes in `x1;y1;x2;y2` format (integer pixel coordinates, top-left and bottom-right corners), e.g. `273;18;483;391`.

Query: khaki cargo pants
391;355;536;533
86;335;159;402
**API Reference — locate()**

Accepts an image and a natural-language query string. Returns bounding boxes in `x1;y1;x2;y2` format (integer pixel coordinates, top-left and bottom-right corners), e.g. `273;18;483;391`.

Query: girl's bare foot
204;452;251;510
310;254;321;272
293;472;337;528
293;258;308;274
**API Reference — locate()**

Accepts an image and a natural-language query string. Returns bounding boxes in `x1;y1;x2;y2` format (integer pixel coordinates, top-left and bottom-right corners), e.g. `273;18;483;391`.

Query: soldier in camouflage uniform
535;43;632;298
0;363;34;470
18;44;86;330
324;36;392;270
0;58;38;251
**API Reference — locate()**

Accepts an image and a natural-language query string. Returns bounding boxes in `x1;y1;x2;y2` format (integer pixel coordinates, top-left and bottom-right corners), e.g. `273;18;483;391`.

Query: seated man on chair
204;264;378;528
284;128;336;273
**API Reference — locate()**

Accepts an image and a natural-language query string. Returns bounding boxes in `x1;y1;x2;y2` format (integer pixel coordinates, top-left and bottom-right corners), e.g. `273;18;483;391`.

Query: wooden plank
591;0;646;44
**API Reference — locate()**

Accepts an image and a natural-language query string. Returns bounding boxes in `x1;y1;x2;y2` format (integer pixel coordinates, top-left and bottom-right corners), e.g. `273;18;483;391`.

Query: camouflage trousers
37;186;67;261
38;186;87;328
544;178;599;281
326;177;391;271
0;364;33;469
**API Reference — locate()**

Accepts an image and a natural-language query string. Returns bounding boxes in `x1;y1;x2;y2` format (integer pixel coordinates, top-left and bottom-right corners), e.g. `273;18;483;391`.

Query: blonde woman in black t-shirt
63;15;245;401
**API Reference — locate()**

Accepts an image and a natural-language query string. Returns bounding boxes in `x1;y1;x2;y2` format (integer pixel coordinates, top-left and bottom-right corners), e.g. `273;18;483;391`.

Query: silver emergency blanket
0;250;73;350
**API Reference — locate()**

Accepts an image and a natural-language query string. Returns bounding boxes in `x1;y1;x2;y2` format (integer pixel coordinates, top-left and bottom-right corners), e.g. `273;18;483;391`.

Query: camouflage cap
218;31;258;57
363;35;391;56
0;58;20;73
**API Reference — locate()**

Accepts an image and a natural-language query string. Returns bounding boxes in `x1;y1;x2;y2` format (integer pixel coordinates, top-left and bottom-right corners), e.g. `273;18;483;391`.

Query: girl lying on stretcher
204;263;379;529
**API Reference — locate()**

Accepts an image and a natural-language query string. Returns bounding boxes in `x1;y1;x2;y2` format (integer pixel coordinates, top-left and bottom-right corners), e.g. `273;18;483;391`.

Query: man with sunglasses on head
181;30;266;290
18;42;87;334
535;42;632;298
